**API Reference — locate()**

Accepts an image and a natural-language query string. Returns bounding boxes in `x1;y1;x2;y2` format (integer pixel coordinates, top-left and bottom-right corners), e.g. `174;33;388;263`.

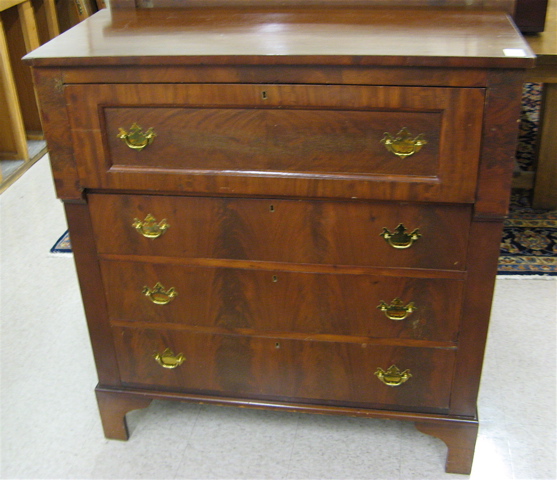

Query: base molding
415;418;479;474
94;385;478;474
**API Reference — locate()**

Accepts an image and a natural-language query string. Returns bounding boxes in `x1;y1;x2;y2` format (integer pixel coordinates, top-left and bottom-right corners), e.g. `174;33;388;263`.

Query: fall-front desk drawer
101;260;464;342
112;326;456;412
89;194;471;270
66;83;484;203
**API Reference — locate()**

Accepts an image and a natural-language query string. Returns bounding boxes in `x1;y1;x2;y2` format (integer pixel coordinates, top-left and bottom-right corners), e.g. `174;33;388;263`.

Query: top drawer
65;83;484;203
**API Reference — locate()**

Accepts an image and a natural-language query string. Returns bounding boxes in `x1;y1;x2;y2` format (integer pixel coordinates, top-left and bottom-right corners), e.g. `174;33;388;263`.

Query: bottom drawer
112;326;456;412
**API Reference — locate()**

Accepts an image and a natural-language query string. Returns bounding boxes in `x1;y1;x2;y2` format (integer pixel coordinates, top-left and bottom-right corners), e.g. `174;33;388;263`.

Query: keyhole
272;275;278;283
275;342;281;349
269;205;275;212
262;91;268;100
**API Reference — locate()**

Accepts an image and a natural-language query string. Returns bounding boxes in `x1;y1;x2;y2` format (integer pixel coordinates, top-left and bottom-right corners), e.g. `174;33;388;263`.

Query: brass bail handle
380;127;427;159
153;348;185;369
375;365;412;387
117;123;156;151
142;282;177;305
377;298;417;321
132;214;169;239
380;224;421;249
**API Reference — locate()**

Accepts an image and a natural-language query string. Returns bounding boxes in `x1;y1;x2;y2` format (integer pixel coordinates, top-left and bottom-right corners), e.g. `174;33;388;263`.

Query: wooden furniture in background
32;0;59;42
525;0;557;209
112;0;517;9
0;0;39;169
56;0;99;32
0;0;57;184
25;5;533;475
514;0;549;32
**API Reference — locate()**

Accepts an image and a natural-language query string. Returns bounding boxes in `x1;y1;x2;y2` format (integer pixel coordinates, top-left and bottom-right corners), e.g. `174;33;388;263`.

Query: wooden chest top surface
24;7;534;68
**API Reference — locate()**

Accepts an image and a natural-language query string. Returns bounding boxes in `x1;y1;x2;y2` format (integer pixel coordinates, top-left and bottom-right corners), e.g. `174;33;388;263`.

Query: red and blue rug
498;195;557;275
499;83;557;276
50;230;72;255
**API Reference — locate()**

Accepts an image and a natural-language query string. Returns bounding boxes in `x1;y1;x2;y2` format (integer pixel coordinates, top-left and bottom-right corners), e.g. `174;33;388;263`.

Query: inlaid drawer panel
66;83;484;202
101;260;464;342
112;326;456;412
103;107;441;176
89;194;471;270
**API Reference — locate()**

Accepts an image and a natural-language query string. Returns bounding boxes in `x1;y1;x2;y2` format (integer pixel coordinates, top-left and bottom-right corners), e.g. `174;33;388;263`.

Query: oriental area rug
499;83;557;276
50;84;556;276
498;195;557;275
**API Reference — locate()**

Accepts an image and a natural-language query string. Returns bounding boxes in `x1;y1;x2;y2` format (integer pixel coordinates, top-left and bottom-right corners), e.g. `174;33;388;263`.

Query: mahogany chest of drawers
26;6;533;474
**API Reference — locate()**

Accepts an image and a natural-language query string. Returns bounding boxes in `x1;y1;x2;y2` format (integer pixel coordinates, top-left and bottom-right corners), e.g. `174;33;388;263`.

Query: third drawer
101;260;464;343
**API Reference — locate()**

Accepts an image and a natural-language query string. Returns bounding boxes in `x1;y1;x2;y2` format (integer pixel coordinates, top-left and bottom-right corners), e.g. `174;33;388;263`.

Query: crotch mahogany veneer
25;6;534;475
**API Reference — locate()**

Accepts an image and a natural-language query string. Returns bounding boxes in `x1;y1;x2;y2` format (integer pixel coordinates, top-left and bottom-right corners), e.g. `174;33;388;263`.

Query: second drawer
90;194;471;270
101;260;464;343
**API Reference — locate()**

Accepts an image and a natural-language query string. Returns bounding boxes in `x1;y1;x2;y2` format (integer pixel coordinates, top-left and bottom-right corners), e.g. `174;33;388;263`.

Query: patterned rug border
50;230;72;256
499;205;557;276
497;257;557;276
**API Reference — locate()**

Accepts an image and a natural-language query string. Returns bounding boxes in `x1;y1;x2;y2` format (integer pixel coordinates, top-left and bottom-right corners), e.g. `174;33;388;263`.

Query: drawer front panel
66;83;484;202
89;194;471;270
113;326;456;411
103;107;441;177
101;260;464;342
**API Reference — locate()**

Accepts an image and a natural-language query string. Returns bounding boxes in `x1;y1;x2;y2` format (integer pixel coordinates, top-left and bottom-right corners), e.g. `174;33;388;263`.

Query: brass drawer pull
377;297;416;320
142;282;177;304
132;214;169;239
153;348;185;369
375;365;412;387
380;224;421;249
380;127;427;158
117;123;156;151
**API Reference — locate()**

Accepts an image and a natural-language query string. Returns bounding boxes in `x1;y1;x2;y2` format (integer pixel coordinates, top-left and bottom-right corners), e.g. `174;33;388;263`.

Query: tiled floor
1;156;556;480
